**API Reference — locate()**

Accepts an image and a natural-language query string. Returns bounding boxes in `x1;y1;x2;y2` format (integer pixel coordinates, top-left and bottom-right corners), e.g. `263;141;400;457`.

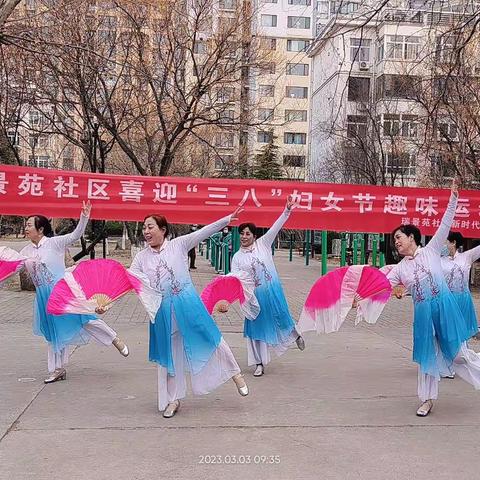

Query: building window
383;114;400;136
28;155;51;168
283;155;305;167
287;39;309;52
429;153;456;178
331;1;359;14
218;110;235;124
438;122;458;141
286;86;308;98
347;77;370;102
193;41;207;54
260;37;277;50
346;115;367;138
215;133;235;148
219;0;236;9
385;35;420;60
350;38;371;62
401;115;418;138
217;87;235;103
385;153;416;177
284;132;306;144
215;154;234;170
259;62;276;75
287;16;311;29
285;110;307;122
289;0;311;5
261;0;278;3
261;14;277;27
286;63;309;76
257;131;273;143
259;84;275;97
258;108;274;121
375;75;418;100
63;158;74;170
7;131;19;147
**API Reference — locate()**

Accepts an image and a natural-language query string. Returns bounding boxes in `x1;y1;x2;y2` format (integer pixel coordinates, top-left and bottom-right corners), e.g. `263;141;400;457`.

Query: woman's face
143;217;166;249
25;217;42;242
393;229;416;256
240;227;255;248
446;239;457;256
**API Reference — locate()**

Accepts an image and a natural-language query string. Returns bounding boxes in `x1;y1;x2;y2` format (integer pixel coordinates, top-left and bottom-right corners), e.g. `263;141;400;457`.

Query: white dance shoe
416;400;433;417
296;335;305;351
113;337;129;357
253;364;264;377
232;373;249;396
163;400;180;418
44;368;67;384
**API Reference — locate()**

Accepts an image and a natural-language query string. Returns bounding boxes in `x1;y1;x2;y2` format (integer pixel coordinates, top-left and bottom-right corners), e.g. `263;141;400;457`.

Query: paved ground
1;245;480;480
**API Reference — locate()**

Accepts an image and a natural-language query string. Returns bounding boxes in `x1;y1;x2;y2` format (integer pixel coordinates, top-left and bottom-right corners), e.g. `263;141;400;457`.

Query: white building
308;0;479;186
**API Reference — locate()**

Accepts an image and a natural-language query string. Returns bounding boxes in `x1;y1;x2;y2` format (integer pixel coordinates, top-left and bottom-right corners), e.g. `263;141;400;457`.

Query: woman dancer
387;180;480;416
129;208;248;418
230;195;305;377
21;202;129;384
442;231;480;338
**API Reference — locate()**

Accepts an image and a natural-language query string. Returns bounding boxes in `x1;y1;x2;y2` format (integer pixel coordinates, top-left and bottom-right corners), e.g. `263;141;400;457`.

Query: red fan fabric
47;259;141;315
0;246;25;283
298;265;392;334
201;275;246;314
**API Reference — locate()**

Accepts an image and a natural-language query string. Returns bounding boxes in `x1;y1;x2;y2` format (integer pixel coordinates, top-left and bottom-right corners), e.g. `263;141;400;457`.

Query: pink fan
47;259;142;315
298;265;392;334
201;275;246;314
0;247;25;283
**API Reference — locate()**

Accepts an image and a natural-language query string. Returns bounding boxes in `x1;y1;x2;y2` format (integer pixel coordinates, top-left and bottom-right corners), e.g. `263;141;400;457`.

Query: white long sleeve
427;193;458;253
177;215;232;252
259;208;291;247
51;213;89;251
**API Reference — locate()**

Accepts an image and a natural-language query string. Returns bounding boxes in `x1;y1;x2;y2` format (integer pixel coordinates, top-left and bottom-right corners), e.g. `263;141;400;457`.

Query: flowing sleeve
463;245;480;266
382;264;402;288
427;193;458;253
127;251;162;322
51;213;89;250
259;208;291;247
178;215;232;252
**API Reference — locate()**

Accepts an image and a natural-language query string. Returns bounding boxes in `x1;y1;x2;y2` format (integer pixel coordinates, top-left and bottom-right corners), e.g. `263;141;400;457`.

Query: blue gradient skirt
451;291;479;336
149;285;222;376
34;285;96;352
243;279;296;346
413;287;473;377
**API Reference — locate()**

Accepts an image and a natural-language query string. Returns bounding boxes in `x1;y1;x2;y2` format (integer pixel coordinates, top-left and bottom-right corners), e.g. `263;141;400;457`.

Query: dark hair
144;214;170;237
391;224;421;247
28;215;53;237
238;222;257;237
447;231;464;249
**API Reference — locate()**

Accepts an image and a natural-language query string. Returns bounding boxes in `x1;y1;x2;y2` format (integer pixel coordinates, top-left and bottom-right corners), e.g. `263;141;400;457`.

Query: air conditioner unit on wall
359;61;370;71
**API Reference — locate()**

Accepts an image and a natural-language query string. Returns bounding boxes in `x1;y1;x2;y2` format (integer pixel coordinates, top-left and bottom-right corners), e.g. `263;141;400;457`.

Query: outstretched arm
427;180;459;254
464;244;480;266
260;195;295;247
178;206;243;252
51;201;91;250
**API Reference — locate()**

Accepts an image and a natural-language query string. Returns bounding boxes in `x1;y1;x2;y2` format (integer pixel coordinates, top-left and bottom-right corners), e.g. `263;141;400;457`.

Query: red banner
0;165;479;236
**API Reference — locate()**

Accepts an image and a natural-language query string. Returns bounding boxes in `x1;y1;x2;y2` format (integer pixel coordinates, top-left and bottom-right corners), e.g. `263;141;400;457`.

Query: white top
20;214;89;286
441;245;480;293
129;215;232;320
231;208;291;286
386;193;458;301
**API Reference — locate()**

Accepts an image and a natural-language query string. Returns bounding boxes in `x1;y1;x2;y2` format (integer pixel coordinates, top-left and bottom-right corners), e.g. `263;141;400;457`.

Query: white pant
246;329;298;367
418;344;480;402
47;319;117;372
157;335;240;411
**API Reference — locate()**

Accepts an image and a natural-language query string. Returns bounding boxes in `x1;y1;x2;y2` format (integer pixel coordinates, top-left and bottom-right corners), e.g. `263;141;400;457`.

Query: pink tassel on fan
47;259;142;315
201;275;246;314
0;246;26;283
298;265;392;334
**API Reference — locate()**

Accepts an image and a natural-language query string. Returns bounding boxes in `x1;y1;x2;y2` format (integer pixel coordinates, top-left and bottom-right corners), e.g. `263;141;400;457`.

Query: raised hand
286;194;296;211
81;200;92;217
451;177;459;197
230;206;244;222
